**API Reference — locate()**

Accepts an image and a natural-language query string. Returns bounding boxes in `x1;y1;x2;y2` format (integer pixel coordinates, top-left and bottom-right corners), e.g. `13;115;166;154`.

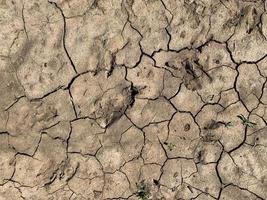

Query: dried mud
1;0;267;199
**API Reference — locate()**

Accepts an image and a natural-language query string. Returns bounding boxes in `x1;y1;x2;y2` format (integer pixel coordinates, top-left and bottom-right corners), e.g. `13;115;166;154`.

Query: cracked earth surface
1;0;267;199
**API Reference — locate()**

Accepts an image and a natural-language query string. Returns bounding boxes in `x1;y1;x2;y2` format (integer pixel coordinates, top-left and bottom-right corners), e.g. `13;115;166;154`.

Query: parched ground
1;0;267;199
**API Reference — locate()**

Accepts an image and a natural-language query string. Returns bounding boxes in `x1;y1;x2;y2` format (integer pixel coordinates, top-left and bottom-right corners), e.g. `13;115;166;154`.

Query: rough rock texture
1;0;267;199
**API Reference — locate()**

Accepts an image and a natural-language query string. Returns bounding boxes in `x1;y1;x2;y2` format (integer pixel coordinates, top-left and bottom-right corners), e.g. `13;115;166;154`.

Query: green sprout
225;121;235;128
237;114;257;128
164;142;176;151
136;181;150;200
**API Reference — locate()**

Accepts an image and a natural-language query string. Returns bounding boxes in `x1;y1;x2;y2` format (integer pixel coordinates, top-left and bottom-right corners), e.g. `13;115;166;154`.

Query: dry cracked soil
1;0;267;199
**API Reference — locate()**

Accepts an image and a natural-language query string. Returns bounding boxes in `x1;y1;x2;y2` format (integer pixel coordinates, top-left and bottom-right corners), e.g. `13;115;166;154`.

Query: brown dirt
0;0;267;199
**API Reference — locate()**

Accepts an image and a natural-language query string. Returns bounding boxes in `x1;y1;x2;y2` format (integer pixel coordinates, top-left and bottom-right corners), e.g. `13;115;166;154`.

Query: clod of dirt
71;67;133;128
